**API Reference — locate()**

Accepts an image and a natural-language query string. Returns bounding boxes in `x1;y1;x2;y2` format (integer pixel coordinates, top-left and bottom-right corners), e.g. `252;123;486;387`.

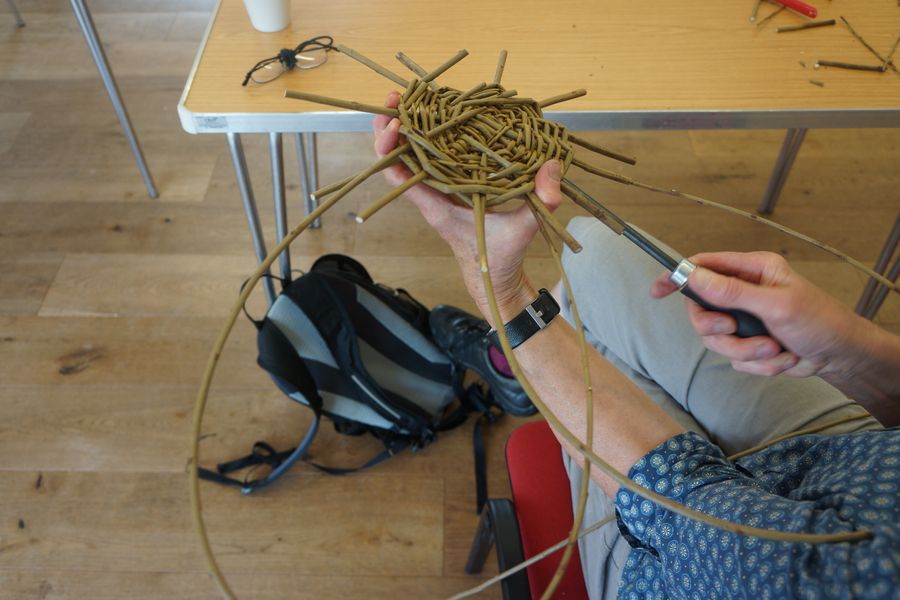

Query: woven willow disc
390;81;574;208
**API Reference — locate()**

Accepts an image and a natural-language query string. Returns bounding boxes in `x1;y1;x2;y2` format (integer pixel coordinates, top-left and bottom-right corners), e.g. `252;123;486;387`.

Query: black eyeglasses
242;35;335;86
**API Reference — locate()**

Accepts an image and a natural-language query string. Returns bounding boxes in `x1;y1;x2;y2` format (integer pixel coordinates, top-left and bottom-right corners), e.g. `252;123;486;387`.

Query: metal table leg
269;133;291;284
757;128;807;215
70;0;158;199
856;214;900;320
227;133;277;306
6;0;24;27
860;258;899;321
295;132;321;229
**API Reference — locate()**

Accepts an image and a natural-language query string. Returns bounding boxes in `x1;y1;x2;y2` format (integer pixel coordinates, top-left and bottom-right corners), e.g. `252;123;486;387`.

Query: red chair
466;420;589;599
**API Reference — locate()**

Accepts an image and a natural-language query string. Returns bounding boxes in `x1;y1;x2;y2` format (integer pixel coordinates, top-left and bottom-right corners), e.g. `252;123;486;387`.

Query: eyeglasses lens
295;48;328;70
250;62;286;84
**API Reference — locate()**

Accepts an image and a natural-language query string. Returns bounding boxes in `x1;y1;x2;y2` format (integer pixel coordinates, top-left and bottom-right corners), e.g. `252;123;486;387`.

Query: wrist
476;279;538;329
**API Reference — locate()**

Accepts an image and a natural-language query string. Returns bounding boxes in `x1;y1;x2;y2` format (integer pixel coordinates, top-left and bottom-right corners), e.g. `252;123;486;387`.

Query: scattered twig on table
840;16;898;74
809;79;825;86
776;19;836;32
750;0;763;21
756;5;786;28
815;60;886;72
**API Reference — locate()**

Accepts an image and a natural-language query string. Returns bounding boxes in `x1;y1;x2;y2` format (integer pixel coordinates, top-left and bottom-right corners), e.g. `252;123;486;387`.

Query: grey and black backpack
200;254;500;506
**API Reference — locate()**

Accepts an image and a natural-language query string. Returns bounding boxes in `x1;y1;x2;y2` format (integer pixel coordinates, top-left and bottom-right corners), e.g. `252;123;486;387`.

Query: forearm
483;282;684;497
822;318;900;426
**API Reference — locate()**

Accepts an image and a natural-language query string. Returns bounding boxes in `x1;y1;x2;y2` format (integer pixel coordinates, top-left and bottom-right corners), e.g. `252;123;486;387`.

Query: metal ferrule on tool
668;259;696;291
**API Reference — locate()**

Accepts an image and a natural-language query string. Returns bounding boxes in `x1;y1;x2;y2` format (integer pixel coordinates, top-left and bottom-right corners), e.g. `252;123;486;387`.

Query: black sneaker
429;305;536;417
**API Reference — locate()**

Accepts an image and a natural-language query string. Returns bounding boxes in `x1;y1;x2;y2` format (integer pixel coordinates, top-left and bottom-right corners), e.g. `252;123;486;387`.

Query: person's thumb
534;159;563;211
688;266;771;314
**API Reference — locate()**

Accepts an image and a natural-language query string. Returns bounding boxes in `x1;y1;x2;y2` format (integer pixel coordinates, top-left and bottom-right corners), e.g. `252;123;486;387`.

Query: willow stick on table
883;35;900;71
840;15;899;73
815;60;886;72
776;19;835;32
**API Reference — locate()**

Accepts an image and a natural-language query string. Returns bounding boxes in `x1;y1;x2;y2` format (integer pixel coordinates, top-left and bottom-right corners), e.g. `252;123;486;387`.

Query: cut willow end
538;89;587;109
334;44;409;87
423;49;469;83
284;90;400;116
355;170;428;223
493;49;508;85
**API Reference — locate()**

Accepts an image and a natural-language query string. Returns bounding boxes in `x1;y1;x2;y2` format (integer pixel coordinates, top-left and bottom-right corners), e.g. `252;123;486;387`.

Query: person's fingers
649;273;679;298
533;160;563;211
372;91;402;138
730;351;800;377
374;118;401;157
385;90;401;109
702;333;782;362
687;266;779;316
690;251;788;285
686;301;737;335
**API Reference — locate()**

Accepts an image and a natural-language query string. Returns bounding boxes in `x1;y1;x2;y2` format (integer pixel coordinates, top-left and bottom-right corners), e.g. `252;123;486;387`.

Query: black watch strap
487;289;560;350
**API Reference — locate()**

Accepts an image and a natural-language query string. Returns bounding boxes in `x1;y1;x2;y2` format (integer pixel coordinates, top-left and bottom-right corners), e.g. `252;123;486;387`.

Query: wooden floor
1;2;898;599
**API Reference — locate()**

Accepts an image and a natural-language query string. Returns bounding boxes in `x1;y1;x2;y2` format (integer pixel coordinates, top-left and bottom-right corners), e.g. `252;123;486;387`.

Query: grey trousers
557;217;882;600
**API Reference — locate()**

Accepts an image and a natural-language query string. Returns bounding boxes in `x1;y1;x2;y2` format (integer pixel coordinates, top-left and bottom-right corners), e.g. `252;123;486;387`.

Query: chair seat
507;420;589;598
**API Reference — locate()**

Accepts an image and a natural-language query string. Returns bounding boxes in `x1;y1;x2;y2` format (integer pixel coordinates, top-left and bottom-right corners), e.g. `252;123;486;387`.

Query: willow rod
567;160;899;292
355;170;428;223
530;206;593;600
568;133;637;165
538;89;587;108
422;49;469;82
630;182;900;293
493;49;508;85
334;44;409;87
284;90;399;116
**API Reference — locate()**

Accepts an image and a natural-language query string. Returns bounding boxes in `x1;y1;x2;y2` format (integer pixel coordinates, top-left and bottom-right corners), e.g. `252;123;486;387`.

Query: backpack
199;254;502;509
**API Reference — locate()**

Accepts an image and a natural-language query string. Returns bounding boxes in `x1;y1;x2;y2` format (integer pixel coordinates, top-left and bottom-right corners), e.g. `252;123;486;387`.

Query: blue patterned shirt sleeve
614;430;900;599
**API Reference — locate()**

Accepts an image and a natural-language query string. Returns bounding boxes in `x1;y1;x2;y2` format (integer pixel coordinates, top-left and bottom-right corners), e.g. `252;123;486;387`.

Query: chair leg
465;504;495;575
464;500;532;600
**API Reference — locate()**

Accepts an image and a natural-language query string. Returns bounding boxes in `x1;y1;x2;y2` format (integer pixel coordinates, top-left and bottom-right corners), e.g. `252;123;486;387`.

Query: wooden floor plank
0;571;496;600
0;255;63;316
0;471;443;576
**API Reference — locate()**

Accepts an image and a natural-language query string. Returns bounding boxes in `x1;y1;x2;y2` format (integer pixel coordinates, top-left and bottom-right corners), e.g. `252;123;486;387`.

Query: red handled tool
774;0;817;19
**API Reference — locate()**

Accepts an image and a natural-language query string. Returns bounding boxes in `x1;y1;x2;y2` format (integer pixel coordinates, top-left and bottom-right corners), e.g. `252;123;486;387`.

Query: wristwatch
487;289;560;350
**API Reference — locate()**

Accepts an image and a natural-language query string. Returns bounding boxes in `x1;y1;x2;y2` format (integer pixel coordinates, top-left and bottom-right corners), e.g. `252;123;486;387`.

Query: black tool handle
680;287;772;339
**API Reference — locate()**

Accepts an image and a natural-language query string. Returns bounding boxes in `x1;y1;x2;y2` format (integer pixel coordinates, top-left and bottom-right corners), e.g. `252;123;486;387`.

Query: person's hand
650;251;862;379
372;90;564;324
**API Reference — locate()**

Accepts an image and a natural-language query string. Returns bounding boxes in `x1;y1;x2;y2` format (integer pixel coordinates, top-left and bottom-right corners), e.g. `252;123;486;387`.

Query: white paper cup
243;0;291;33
